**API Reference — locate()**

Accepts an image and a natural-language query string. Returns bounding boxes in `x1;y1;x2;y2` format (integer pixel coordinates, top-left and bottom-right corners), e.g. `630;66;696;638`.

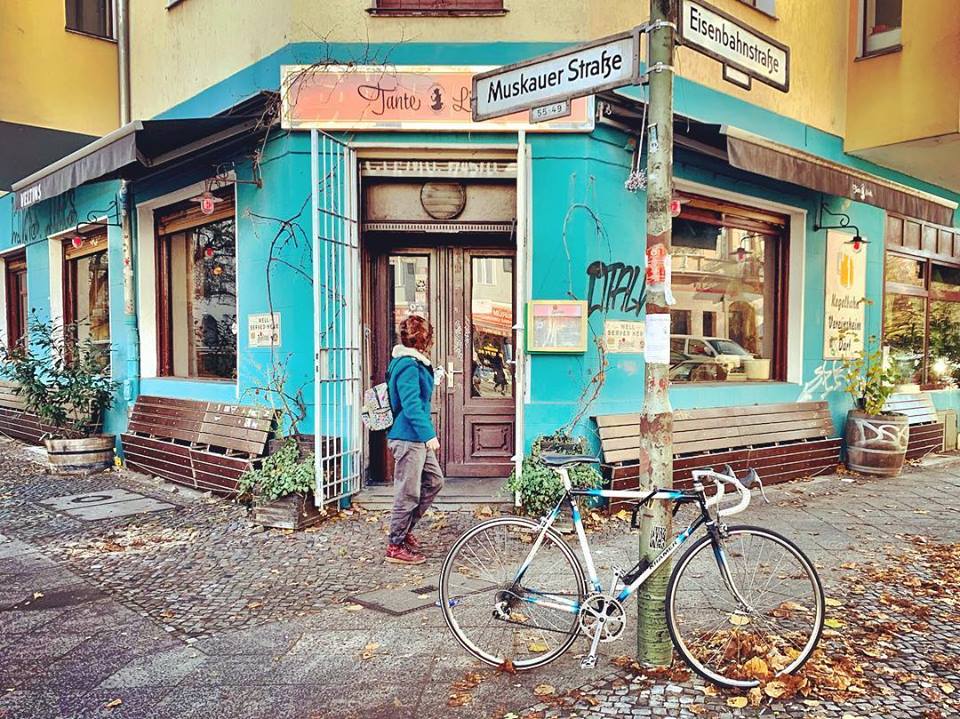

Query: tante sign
679;0;789;92
473;29;641;121
281;65;593;132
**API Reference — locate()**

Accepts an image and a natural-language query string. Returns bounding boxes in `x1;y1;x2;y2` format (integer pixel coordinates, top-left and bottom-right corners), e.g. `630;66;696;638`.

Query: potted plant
841;339;908;477
239;437;325;529
506;433;603;517
0;317;118;472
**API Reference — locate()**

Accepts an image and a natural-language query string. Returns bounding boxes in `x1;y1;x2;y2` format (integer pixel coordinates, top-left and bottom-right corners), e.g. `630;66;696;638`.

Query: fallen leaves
447;670;487;708
360;642;380;660
533;684;555;697
104;698;122;709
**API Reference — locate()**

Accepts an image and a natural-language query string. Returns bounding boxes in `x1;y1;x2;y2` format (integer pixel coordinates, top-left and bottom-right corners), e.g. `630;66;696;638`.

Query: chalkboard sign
527;301;588;353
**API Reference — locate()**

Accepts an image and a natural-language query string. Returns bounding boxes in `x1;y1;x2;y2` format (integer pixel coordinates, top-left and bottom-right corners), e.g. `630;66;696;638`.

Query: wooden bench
884;392;945;460
0;380;87;444
594;401;842;510
121;395;278;495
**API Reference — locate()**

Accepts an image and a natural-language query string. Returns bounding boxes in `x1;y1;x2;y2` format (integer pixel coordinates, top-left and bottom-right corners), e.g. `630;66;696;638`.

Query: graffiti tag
586;260;646;317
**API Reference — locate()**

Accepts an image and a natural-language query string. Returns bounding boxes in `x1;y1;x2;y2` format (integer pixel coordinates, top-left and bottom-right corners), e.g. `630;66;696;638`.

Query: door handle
446;359;463;389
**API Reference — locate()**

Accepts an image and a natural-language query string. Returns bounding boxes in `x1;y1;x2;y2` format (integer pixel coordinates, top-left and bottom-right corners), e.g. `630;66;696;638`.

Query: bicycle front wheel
666;525;824;688
439;517;587;670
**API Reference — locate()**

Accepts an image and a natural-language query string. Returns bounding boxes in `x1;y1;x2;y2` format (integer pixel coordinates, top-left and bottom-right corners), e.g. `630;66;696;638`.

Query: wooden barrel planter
844;410;909;477
44;435;115;472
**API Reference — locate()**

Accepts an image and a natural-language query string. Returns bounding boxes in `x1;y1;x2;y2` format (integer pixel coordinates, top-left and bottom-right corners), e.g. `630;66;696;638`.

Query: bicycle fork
708;524;755;614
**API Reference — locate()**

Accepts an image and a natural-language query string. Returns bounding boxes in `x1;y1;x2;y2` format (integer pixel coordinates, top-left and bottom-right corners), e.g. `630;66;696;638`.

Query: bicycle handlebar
693;467;762;517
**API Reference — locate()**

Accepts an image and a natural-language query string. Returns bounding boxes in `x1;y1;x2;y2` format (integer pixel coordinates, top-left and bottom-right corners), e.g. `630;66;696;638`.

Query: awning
724;127;957;226
11;116;261;211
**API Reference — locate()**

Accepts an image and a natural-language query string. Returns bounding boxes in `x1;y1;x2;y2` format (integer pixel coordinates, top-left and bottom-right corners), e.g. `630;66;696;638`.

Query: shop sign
604;319;645;354
678;0;789;92
473;29;641;121
281;65;594;132
248;312;281;348
823;231;866;360
361;159;517;179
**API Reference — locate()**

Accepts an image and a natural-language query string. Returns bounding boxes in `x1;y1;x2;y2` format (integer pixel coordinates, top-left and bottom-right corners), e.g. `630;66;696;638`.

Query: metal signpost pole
637;0;677;666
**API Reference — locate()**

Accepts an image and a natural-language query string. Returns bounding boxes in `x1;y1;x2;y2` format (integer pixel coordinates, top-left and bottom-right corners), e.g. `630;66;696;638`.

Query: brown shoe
385;543;426;565
404;532;420;551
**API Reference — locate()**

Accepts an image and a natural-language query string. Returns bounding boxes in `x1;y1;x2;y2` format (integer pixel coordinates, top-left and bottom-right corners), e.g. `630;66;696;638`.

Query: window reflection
471;257;513;398
389;256;430;347
669;213;779;382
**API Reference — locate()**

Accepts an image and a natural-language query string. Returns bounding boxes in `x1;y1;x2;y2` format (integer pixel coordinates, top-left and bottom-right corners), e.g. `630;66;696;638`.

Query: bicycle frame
513;466;718;615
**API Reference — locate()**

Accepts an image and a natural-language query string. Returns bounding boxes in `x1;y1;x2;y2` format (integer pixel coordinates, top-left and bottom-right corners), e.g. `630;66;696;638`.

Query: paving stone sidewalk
1;437;959;718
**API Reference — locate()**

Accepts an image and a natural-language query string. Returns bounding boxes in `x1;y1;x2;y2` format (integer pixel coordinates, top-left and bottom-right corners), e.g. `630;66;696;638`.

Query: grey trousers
388;439;445;546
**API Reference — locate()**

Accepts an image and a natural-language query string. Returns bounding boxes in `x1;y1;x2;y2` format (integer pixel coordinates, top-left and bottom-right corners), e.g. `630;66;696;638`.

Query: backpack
361;381;393;431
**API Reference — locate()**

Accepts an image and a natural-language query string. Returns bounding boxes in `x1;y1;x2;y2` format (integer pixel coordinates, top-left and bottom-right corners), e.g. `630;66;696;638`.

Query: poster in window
527;301;587;353
823;230;867;360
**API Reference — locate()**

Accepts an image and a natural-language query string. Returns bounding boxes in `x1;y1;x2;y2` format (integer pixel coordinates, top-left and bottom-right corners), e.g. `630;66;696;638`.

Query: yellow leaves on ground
728;614;751;626
447;670;486;708
343;603;364;612
825;597;843;607
726;696;748;708
824;617;845;629
533;684;555;696
527;641;549;653
743;656;771;681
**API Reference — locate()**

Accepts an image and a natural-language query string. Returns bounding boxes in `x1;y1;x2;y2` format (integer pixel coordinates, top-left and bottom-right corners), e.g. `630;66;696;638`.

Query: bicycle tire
439;516;587;671
666;525;825;688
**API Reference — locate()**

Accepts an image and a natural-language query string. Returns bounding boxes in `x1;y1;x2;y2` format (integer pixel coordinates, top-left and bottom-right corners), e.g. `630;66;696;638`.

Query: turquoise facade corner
1;38;959;475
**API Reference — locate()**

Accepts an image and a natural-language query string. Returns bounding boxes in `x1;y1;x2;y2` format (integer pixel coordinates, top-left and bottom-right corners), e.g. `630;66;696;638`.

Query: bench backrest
884;392;939;425
127;395;276;456
0;381;28;411
595;401;836;465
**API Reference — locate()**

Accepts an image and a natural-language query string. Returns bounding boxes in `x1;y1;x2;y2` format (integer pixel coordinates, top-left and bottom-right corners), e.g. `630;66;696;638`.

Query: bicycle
438;455;825;688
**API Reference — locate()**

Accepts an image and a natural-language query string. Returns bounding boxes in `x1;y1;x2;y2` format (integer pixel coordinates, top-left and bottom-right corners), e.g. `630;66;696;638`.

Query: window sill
152;376;238;385
367;8;508;17
856;44;902;61
64;27;116;43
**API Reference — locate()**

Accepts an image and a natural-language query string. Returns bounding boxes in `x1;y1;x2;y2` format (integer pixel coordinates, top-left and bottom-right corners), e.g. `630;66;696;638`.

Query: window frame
62;232;111;369
860;0;902;58
368;0;507;16
154;191;238;381
671;192;791;383
64;0;116;41
737;0;777;19
4;252;28;352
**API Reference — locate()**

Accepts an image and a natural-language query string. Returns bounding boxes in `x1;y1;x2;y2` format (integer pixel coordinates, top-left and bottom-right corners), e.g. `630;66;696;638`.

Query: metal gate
311;130;362;507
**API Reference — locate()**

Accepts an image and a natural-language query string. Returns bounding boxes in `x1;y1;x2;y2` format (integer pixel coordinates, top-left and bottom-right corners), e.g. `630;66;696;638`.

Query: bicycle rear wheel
666;525;824;688
439;517;586;670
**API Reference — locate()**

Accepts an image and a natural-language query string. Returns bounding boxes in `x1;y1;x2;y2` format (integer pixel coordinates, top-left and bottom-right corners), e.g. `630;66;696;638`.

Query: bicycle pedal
579;655;597;669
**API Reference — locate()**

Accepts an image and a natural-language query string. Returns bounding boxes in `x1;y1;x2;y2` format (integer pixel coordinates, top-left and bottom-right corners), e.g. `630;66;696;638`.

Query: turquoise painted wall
2;180;134;438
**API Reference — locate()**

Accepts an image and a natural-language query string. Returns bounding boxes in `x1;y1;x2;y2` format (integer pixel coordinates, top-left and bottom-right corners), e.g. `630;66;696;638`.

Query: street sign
678;0;789;92
473;29;642;121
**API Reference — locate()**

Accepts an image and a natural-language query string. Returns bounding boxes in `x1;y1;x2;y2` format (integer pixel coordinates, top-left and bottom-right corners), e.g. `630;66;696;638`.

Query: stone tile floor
1;437;959;718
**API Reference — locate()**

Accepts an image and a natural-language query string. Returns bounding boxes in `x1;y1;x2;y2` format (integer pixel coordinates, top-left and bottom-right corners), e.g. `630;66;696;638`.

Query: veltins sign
281;65;593;132
472;29;641;121
679;0;789;92
823;231;866;360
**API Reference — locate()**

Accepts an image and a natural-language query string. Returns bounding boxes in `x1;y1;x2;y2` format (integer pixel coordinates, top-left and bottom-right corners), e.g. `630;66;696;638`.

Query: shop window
372;0;505;13
863;0;902;55
65;0;114;39
885;243;960;388
669;194;788;383
64;234;110;369
155;192;237;380
4;253;28;351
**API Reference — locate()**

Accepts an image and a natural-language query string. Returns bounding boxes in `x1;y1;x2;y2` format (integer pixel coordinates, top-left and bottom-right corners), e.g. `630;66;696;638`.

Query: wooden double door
367;239;516;481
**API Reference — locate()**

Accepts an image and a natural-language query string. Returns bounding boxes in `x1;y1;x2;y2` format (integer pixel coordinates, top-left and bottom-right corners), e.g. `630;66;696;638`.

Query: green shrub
0;316;117;438
505;434;603;517
238;439;315;502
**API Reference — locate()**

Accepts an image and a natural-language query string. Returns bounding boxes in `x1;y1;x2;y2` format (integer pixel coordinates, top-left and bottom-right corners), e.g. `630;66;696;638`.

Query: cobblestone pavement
1;437;959;718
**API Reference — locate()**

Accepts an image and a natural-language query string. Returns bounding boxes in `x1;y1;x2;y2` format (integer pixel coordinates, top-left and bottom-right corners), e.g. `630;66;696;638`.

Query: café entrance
360;161;519;485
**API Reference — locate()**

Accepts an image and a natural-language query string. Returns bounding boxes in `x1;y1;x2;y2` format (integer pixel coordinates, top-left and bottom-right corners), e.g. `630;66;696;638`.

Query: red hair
400;315;433;352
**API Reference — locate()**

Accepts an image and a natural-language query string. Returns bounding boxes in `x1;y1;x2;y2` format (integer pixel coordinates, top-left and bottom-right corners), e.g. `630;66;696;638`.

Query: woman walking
385;315;444;565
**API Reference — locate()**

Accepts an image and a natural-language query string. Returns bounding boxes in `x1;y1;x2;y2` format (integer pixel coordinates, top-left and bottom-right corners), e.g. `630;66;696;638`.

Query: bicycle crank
578;593;627;643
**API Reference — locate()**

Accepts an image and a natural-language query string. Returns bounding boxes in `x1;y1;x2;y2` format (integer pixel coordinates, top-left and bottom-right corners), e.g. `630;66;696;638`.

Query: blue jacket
386;349;436;443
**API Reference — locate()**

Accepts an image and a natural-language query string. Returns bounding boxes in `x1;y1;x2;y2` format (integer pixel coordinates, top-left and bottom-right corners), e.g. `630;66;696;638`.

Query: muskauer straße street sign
472;29;642;121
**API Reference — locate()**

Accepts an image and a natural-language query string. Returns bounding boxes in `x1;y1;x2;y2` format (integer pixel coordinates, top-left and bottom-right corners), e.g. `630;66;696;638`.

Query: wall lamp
813;201;868;251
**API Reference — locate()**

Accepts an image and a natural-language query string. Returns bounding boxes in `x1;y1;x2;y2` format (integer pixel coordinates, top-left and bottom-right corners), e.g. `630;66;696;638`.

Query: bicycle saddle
539;453;599;467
